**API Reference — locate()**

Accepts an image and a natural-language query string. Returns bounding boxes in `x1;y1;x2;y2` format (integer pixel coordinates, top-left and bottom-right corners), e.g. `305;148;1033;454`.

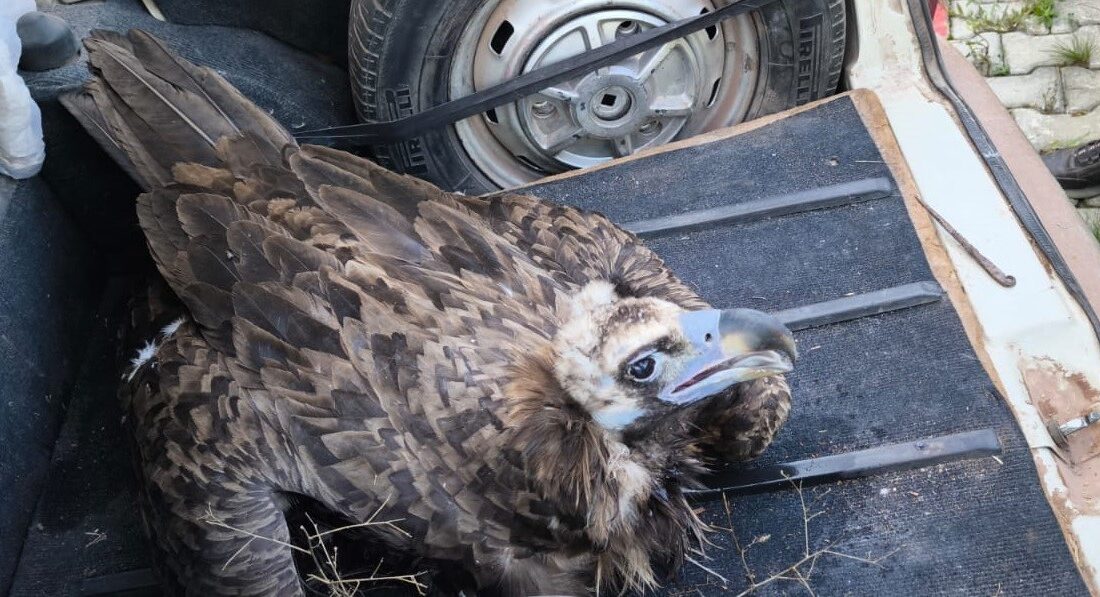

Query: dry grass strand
713;476;896;596
201;499;428;596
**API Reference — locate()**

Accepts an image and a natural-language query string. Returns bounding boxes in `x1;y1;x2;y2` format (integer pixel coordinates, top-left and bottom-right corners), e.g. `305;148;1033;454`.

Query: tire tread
348;0;396;124
823;0;847;97
347;0;848;189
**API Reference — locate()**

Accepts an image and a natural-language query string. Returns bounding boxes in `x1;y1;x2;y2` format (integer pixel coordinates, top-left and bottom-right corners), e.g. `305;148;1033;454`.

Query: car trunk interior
0;0;1090;595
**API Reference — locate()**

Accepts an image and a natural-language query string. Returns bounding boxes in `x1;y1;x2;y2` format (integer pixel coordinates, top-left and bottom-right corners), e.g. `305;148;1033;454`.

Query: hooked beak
659;308;797;406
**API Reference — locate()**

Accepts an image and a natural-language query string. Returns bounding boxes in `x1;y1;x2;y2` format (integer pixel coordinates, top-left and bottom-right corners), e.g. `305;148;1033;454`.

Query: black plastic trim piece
293;0;777;146
80;568;160;596
774;280;944;331
624;177;894;237
905;0;1100;343
689;428;1002;498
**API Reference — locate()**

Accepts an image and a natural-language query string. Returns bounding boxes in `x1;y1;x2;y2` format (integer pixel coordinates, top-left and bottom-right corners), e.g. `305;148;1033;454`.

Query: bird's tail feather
60;29;295;191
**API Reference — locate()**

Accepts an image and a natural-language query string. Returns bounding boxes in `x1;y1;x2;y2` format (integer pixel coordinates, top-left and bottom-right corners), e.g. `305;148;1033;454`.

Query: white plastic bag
0;0;46;180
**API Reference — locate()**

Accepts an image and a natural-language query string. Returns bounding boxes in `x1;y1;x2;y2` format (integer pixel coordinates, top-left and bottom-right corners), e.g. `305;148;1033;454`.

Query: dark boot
1043;139;1100;199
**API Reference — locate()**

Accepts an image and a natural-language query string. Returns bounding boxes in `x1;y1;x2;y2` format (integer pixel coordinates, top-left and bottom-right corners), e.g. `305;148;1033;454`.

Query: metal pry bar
688;428;1002;499
293;0;775;146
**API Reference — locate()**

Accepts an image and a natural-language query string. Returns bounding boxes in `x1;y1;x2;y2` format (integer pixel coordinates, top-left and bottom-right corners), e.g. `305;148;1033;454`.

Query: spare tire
349;0;846;193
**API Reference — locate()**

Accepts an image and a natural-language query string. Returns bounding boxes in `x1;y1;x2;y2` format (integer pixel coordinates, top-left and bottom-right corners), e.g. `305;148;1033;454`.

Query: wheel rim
449;0;762;189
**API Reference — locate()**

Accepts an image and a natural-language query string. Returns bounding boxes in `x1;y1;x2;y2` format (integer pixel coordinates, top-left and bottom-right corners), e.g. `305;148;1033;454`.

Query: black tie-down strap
690;429;1003;499
293;0;777;147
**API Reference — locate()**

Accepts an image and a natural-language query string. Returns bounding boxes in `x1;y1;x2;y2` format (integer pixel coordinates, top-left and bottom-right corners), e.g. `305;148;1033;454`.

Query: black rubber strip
688;428;1002;498
80;567;160;596
773;281;944;331
293;0;777;146
624;177;895;238
906;0;1100;344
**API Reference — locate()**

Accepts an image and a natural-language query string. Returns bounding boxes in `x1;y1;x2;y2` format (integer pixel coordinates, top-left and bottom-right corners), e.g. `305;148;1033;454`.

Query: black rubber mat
22;0;357;257
5;6;1086;590
525;95;1088;595
5;3;356;593
8;281;155;597
0;178;101;594
155;0;352;65
23;0;354;129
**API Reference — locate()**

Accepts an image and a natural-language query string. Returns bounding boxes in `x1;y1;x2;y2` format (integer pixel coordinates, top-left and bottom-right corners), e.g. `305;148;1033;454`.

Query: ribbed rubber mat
525;94;1087;596
10;49;1086;593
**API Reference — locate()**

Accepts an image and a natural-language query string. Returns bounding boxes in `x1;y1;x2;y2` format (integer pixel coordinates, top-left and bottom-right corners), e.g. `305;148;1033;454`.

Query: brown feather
58;85;150;186
312;185;429;262
61;29;791;597
126;31;292;165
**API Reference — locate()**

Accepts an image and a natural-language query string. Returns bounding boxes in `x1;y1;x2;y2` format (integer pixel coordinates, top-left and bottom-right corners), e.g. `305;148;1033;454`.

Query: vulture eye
625;352;664;382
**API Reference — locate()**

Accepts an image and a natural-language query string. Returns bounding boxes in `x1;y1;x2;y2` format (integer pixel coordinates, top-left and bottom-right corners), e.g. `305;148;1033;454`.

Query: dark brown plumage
63;30;795;596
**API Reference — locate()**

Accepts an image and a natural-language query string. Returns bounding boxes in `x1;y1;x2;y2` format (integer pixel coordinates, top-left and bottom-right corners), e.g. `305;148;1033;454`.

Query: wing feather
75;29;723;582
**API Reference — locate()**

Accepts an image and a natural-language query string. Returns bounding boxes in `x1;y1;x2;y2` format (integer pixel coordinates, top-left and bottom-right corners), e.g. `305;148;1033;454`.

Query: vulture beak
660;308;797;406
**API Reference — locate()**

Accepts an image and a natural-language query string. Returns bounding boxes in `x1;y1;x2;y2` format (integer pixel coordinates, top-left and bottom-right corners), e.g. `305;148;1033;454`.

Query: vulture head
554;281;797;434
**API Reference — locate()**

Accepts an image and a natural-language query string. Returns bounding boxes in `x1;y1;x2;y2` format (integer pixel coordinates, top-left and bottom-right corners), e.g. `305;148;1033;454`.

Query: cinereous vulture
62;29;796;596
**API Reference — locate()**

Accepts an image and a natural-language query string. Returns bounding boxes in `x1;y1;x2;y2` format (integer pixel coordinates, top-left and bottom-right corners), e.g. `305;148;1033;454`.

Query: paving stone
986;66;1062;110
1080;25;1100;69
951;16;976;40
1002;31;1059;73
1022;15;1058;35
1021;21;1048;36
1076;207;1100;228
1017;3;1079;35
949;1;977;41
1050;14;1077;34
1011;105;1100;149
951;33;1005;74
1061;0;1100;26
1063;66;1100;113
1002;25;1100;73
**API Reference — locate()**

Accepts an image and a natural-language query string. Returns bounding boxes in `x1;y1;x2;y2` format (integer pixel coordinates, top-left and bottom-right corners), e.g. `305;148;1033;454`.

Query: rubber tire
349;0;847;193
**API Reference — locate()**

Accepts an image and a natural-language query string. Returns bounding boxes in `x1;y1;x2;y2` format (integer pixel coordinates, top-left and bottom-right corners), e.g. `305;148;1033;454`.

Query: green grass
1084;212;1100;244
957;35;1009;76
1025;0;1058;30
950;0;1059;34
1052;35;1095;67
950;2;1027;33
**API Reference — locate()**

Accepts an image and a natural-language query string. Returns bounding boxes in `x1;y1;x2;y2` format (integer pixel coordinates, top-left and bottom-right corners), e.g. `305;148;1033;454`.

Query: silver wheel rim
449;0;762;189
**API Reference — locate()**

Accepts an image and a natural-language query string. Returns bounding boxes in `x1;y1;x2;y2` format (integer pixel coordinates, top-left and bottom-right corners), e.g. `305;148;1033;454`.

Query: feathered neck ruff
503;346;710;591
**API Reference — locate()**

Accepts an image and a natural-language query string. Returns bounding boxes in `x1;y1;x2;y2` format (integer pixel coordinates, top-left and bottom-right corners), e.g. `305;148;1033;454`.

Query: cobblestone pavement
948;0;1100;227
